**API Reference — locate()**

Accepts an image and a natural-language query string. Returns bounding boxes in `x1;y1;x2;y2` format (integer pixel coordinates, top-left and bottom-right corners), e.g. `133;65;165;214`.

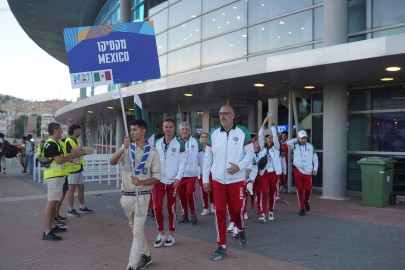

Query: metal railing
33;154;122;188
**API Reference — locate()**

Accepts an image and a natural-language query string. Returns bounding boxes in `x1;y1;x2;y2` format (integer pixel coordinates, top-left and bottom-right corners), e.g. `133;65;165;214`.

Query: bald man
202;105;254;261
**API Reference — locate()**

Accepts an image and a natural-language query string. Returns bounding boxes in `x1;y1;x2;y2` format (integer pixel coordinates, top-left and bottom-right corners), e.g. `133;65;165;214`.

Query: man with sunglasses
203;105;254;261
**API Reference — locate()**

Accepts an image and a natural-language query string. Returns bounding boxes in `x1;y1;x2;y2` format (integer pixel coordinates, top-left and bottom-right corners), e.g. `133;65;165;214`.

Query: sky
0;0;79;102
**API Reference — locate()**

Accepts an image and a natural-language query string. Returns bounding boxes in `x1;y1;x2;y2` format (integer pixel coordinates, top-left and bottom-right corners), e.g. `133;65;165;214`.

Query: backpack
3;140;19;158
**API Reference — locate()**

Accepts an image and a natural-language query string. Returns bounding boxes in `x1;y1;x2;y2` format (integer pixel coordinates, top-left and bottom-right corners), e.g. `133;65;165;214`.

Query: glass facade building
55;0;405;197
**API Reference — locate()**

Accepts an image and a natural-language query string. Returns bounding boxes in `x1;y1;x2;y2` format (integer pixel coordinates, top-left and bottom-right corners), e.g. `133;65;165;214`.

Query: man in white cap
286;130;318;216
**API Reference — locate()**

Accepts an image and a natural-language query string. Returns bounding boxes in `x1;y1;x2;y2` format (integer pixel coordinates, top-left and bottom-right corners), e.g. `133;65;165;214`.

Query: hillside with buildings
0;94;71;140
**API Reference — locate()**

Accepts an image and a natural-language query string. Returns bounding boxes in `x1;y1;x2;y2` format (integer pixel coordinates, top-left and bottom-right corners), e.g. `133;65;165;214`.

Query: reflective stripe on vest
44;138;68;179
65;137;84;173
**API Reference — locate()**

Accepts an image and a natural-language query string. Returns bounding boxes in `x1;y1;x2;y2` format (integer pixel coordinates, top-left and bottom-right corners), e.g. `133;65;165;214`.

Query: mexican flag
134;94;155;146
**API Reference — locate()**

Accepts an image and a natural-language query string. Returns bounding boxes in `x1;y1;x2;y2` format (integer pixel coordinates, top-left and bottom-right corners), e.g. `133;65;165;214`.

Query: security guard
65;124;93;217
42;122;81;241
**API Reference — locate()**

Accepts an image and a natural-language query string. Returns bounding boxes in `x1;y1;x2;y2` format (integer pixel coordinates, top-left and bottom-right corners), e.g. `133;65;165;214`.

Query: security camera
282;80;292;86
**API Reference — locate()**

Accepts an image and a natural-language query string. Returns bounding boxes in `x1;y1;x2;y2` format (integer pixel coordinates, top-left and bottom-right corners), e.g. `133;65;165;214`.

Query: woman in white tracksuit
257;115;283;222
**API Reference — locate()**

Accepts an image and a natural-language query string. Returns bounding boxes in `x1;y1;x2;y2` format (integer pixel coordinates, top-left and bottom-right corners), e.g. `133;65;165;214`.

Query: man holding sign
110;119;161;270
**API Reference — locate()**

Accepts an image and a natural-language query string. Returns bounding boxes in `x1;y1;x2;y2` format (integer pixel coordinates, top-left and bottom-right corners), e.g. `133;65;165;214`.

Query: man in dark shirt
42;123;81;241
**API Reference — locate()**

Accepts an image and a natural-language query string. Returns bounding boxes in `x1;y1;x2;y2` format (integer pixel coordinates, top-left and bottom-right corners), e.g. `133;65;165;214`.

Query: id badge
302;159;308;166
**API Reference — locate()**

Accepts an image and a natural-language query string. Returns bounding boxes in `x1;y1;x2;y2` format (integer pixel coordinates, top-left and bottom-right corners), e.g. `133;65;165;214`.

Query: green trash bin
357;157;396;207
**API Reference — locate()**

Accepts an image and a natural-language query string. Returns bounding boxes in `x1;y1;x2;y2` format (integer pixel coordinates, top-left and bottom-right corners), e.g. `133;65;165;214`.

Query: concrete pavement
1;158;405;270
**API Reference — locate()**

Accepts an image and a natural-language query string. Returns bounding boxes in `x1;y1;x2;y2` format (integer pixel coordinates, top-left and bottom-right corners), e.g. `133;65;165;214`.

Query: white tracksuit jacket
286;138;319;175
181;135;204;178
203;124;254;184
155;136;186;184
257;126;283;176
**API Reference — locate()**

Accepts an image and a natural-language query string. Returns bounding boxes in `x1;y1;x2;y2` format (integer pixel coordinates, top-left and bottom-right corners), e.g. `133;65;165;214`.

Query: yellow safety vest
44;138;68;179
36;144;44;156
65;137;85;173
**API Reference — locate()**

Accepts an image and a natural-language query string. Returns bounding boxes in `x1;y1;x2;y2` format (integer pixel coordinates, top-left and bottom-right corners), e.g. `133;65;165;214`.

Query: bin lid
357;157;397;165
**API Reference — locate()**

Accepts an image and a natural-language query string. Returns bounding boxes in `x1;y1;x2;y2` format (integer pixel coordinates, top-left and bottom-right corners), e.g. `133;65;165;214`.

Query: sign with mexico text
63;21;161;88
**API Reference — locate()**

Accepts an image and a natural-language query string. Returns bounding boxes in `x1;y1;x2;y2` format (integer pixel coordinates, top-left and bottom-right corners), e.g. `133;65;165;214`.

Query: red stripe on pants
178;177;197;217
293;168;312;209
259;171;280;214
152;182;177;232
212;180;245;246
197;178;214;209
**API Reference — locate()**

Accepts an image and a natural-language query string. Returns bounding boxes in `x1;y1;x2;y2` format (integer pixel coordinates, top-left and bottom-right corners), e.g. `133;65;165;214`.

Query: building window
248;0;314;25
372;0;405;28
168;0;201;28
168;18;201;51
202;1;247;39
202;29;247;66
248;10;313;54
149;8;168;34
156;31;168;55
167;44;201;74
349;0;367;34
202;0;234;13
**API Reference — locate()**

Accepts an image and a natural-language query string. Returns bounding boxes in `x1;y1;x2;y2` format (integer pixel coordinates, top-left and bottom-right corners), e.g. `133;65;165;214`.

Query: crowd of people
109;105;319;270
31;104;318;270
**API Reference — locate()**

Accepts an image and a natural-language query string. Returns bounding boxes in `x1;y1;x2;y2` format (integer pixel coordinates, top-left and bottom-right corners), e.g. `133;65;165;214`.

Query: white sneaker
275;196;280;202
243;212;248;220
164;235;175;247
153;234;166;248
268;212;275;221
227;222;234;233
201;209;210;216
258;214;266;223
210;203;215;214
246;182;254;196
232;227;239;238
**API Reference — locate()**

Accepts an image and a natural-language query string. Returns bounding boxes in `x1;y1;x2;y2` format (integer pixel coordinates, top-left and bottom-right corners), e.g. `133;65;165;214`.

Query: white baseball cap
298;130;308;138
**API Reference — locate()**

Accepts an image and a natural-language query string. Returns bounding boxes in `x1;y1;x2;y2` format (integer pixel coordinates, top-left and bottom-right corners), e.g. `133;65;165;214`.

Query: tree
13;115;27;138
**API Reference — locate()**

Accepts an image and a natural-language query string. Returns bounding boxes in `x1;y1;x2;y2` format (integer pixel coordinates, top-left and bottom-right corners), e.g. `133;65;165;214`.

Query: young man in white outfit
110;119;161;270
177;122;203;226
203;105;254;261
286;130;319;216
153;118;186;248
257;115;283;222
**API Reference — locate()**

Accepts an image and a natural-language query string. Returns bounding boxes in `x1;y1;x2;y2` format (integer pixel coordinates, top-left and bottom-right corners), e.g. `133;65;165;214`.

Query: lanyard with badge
299;144;308;166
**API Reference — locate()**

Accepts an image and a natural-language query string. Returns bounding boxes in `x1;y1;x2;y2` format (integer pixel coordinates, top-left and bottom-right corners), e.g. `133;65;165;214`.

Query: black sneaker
178;217;189;224
79;207;94;214
51;225;67;233
299;209;305;216
55;219;65;227
57;215;68;221
238;230;248;247
190;214;197;226
42;232;62;241
305;202;311;212
68;209;81;217
210;246;227;261
137;254;152;270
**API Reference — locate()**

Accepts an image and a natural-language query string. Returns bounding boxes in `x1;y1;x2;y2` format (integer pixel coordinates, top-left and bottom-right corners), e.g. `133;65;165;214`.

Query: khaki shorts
46;177;65;201
68;171;84;185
